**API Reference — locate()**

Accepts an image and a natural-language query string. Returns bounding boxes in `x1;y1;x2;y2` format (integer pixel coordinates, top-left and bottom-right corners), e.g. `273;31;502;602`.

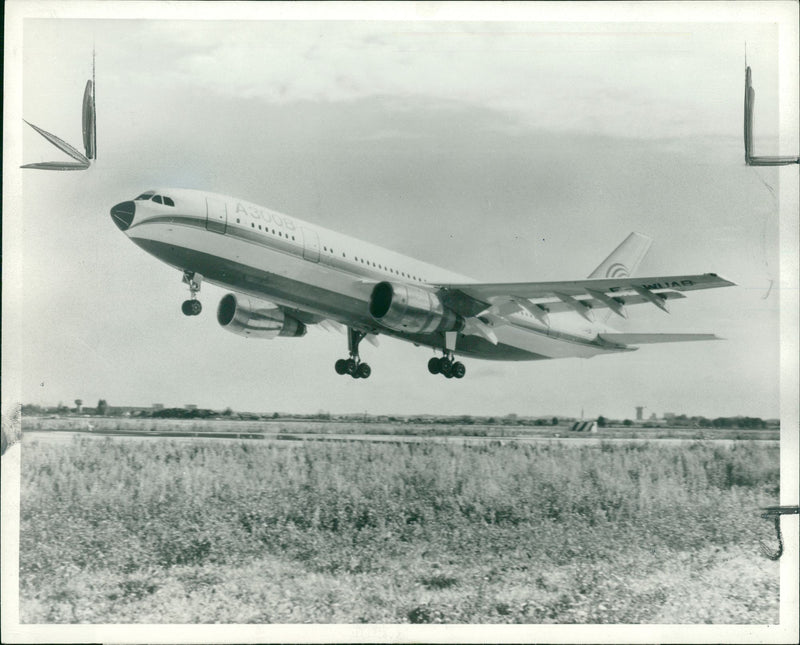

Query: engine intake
369;281;463;334
217;293;306;339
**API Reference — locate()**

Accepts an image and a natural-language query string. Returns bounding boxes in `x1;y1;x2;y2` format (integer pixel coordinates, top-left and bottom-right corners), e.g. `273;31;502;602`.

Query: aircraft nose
110;201;136;231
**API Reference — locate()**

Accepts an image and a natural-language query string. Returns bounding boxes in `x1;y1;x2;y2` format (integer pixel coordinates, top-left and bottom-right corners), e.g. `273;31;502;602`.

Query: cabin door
301;228;320;262
206;197;227;234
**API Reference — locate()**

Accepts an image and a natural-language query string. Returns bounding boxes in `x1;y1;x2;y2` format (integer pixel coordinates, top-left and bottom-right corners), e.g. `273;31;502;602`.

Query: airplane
25;54;737;380
108;189;735;379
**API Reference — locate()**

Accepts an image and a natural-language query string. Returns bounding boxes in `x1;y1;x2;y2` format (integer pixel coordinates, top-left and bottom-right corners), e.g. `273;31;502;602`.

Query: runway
22;429;777;448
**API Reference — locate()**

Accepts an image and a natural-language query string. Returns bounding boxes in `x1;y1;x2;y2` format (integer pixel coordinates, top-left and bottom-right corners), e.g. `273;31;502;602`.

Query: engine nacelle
217;293;306;339
369;281;463;334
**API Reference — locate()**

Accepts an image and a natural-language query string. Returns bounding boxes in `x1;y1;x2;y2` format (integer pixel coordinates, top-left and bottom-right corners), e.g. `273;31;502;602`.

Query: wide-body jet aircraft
24;54;737;380
109;189;734;379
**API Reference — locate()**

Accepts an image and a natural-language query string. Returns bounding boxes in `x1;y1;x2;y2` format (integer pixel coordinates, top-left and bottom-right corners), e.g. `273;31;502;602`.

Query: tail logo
606;262;630;278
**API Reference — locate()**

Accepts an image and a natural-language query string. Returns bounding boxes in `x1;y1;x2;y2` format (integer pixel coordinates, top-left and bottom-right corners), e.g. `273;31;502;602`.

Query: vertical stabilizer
588;232;652;280
588;232;652;325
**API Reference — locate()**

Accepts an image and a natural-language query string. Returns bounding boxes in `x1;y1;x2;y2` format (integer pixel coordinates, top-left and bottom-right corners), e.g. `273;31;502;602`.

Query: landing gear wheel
335;328;374;380
181;299;202;316
181;271;203;315
440;360;453;378
428;353;466;379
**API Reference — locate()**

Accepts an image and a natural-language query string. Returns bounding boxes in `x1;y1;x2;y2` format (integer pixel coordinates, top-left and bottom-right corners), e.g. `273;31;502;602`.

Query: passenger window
152;195;163;204
163;197;175;207
251;223;255;228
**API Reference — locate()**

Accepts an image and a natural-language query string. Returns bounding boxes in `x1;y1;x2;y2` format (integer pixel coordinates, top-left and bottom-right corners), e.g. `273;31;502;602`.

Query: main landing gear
334;328;372;379
428;330;466;378
181;270;203;316
428;355;466;379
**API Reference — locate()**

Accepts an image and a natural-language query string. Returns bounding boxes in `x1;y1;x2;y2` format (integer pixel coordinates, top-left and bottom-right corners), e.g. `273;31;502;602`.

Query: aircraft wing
434;273;735;321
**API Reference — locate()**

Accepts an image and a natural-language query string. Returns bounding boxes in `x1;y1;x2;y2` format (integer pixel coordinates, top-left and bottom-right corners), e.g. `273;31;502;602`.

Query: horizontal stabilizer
598;333;721;346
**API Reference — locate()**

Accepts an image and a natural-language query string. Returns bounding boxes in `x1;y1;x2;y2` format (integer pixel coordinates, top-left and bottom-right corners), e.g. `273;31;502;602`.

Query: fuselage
111;187;625;361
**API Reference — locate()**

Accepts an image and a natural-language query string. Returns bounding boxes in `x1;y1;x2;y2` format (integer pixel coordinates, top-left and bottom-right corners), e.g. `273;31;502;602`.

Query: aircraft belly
127;222;374;325
125;221;625;362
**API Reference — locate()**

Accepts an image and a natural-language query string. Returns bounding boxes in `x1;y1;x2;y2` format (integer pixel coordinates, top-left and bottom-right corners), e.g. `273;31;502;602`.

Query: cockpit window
135;191;155;200
163;196;174;206
152;195;163;204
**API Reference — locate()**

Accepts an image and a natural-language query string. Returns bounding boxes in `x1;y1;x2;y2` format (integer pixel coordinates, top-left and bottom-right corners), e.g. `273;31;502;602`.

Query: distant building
649;412;657;420
184;404;198;410
152;403;164;411
663;412;676;420
571;420;598;433
635;406;644;421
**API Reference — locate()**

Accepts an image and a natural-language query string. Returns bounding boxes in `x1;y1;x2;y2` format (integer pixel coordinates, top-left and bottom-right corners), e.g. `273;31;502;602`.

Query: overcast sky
5;2;798;419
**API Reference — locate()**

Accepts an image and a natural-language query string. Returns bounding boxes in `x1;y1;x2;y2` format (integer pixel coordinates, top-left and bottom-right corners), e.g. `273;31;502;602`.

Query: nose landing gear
335;328;372;379
181;271;203;316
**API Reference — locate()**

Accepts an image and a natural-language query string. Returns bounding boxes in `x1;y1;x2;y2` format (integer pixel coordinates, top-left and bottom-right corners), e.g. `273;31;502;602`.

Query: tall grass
20;438;779;623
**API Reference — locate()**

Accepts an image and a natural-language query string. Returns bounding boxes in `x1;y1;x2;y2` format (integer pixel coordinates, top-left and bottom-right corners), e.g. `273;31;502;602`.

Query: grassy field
19;435;779;623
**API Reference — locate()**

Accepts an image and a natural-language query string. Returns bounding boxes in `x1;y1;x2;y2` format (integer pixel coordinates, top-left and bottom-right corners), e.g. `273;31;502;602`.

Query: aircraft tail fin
587;232;652;281
587;232;652;326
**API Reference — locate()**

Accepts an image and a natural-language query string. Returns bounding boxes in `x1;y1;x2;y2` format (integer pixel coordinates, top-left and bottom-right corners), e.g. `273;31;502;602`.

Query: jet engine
369;281;463;334
217;293;306;339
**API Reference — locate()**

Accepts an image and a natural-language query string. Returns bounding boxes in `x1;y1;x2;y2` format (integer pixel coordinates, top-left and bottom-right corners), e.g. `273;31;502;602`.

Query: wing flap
525;290;686;316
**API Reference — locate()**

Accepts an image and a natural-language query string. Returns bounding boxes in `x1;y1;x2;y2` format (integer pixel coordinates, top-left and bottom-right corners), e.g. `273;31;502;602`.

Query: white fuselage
113;187;622;361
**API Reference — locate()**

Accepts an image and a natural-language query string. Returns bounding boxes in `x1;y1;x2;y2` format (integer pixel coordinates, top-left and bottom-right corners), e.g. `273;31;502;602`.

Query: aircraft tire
357;363;371;379
189;300;202;316
335;359;348;375
428;357;441;375
452;362;466;379
345;359;357;375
